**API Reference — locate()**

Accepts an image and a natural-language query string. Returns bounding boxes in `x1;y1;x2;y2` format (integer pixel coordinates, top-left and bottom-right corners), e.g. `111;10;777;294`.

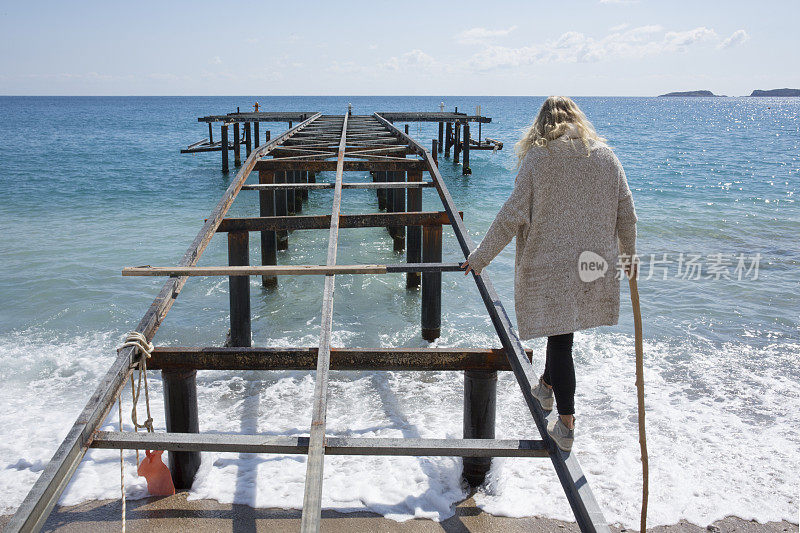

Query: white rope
118;332;155;437
116;330;156;532
118;397;126;533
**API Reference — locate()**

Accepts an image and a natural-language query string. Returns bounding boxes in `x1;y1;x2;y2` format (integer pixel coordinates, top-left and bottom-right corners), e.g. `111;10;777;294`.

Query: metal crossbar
90;432;549;458
7;108;610;533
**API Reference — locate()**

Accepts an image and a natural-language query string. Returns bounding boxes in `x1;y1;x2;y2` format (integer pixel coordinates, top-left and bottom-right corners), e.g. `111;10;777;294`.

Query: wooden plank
215;211;460;232
146;346;534;371
301;113;349;533
91;432;548;458
372;112;610;533
4;112;323;533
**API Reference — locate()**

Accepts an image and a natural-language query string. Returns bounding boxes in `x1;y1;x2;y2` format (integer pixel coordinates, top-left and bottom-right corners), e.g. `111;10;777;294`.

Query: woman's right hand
461;260;477;276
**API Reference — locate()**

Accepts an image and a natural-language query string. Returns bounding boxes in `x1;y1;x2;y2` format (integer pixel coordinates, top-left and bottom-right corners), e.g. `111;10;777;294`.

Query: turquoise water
0;96;798;527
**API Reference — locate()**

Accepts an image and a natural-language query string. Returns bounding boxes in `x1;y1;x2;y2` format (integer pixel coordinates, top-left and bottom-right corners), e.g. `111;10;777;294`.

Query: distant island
749;88;800;97
658;90;724;97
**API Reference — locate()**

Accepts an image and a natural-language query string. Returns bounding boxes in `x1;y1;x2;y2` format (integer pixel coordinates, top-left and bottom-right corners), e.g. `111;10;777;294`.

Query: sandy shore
1;494;796;532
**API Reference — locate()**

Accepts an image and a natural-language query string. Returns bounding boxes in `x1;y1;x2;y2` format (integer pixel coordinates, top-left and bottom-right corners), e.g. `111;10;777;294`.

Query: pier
182;107;502;175
8;108;608;533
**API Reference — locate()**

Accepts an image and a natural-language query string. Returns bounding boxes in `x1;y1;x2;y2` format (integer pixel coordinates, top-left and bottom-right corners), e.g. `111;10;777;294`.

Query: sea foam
1;329;798;529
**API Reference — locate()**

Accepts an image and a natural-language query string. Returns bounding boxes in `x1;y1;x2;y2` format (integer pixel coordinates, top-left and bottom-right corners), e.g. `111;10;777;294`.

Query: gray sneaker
531;378;554;411
547;417;575;452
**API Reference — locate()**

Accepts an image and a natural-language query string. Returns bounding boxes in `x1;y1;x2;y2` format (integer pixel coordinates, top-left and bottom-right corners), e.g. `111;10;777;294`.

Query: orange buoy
137;450;175;496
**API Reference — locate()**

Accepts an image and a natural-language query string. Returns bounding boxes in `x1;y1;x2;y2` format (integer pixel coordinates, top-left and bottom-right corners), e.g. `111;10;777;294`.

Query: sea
0;96;797;528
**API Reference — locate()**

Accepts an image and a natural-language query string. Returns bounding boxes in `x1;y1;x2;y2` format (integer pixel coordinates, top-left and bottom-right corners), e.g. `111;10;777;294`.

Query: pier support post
406;170;422;288
438;122;444;152
301;170;309;201
421;224;442;341
445;122;453;158
264;130;270;146
286;171;296;216
454;122;461;165
228;231;251;347
275;171;289;250
245;122;252;157
259;169;278;288
391;170;405;252
404;124;410;135
233;122;241;166
221;123;229;173
463;124;471;175
385;171;394;221
432;140;438;166
463;370;497;486
208;123;213;143
294;170;304;212
376;170;387;210
163;369;200;489
254;122;260;149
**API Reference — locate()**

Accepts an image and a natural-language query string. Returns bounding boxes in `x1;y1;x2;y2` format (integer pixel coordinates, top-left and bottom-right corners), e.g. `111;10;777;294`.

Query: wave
0;328;797;528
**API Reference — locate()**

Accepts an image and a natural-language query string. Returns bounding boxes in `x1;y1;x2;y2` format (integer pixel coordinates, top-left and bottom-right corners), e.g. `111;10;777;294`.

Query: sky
1;0;798;96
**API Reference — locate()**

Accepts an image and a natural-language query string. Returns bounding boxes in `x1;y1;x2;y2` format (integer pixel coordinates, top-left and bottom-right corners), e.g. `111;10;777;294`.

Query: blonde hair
515;96;606;166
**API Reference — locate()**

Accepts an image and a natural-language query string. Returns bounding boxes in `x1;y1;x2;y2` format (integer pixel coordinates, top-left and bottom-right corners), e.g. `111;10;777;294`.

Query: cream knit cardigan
466;130;638;339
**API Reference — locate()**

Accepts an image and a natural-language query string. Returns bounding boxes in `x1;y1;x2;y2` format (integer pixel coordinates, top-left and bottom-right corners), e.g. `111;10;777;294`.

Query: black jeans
541;332;575;416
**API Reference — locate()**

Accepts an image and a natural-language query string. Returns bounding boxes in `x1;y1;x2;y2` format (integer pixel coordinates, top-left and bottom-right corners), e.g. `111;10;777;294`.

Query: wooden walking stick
629;273;649;532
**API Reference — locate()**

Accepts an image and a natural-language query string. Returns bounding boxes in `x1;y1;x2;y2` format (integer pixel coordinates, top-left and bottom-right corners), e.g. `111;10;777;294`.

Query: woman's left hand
461;260;474;276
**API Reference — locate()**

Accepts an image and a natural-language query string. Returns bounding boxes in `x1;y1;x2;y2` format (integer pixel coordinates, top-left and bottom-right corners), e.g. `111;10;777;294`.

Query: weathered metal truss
6;110;609;533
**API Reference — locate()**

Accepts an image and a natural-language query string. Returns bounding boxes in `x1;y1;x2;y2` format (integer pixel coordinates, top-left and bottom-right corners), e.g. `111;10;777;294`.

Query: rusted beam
376;112;491;124
255;159;427;171
199;112;316;123
147;347;534;371
215;211;461;232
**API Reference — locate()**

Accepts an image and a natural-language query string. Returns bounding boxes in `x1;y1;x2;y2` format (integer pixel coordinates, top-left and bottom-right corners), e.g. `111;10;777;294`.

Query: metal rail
299;113;349;532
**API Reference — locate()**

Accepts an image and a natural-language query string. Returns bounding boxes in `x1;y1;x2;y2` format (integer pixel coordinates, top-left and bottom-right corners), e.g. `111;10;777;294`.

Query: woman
461;96;638;452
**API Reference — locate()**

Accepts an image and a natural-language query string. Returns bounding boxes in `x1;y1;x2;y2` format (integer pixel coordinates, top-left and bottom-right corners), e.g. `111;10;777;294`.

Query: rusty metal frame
8;108;609;533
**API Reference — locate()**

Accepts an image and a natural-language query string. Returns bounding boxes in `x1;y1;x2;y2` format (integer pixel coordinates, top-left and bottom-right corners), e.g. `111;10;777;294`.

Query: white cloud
718;29;750;49
468;25;721;70
382;49;437;71
609;23;630;32
326;61;363;74
210;56;222;65
455;26;517;45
